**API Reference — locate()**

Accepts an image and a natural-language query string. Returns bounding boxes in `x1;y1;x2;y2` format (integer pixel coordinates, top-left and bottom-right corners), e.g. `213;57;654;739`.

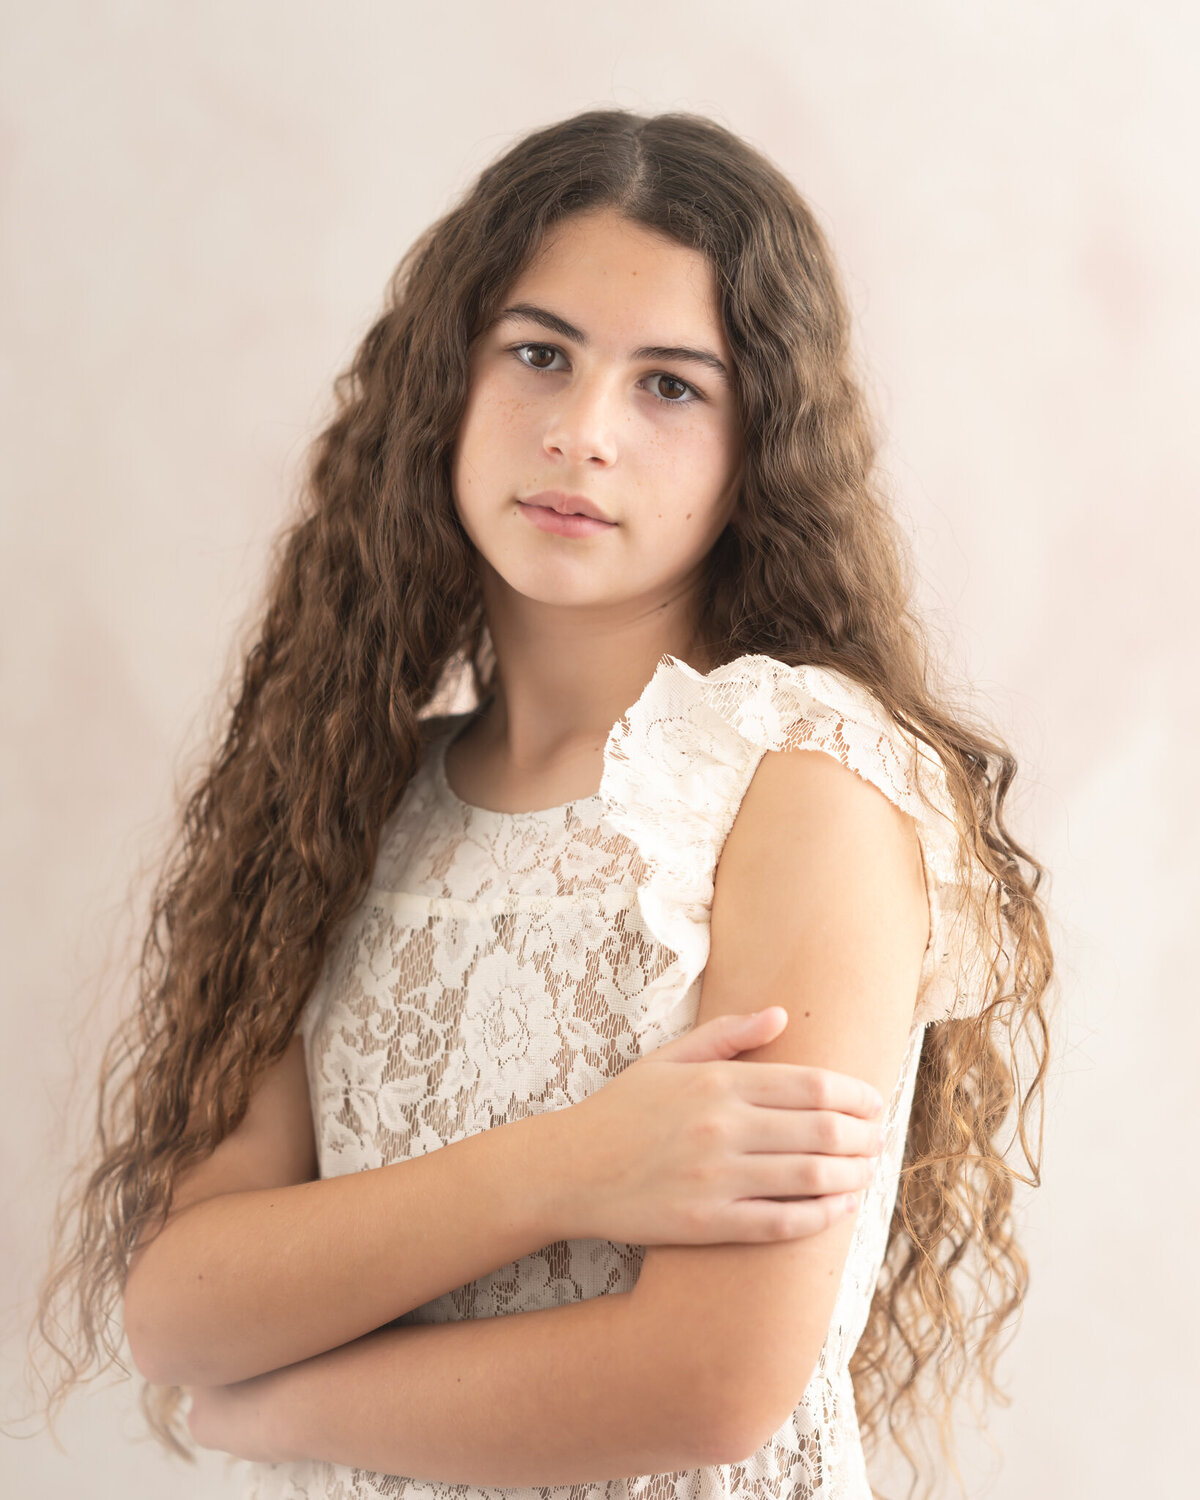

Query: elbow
123;1229;181;1387
704;1409;784;1470
123;1264;201;1389
125;1311;224;1390
124;1279;262;1389
123;1288;174;1388
697;1408;765;1470
124;1303;209;1389
702;1360;821;1468
687;1387;768;1470
708;1424;770;1470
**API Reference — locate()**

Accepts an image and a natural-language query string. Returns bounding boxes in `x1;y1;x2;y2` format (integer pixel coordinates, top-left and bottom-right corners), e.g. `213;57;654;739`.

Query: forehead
502;209;728;353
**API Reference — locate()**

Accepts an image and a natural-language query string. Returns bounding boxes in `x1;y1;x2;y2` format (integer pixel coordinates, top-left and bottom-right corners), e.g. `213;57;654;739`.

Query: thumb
661;1006;787;1062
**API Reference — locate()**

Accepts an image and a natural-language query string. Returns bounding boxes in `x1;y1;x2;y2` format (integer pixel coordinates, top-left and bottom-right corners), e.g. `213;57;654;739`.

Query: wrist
259;1363;307;1464
514;1105;590;1243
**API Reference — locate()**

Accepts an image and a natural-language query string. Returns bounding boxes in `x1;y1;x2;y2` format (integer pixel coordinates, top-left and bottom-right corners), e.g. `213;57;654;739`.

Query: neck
471;563;715;771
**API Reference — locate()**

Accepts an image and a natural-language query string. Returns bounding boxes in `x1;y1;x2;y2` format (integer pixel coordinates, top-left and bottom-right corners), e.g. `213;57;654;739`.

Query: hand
184;1369;291;1463
555;1006;885;1245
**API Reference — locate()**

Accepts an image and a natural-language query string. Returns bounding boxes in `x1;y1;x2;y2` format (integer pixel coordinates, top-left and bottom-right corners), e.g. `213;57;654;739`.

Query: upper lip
520;490;615;523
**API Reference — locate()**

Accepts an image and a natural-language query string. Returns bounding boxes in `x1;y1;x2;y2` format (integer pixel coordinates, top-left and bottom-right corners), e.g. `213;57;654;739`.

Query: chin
494;557;621;608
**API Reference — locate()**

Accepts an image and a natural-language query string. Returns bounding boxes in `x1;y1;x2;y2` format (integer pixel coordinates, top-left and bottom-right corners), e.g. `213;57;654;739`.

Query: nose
541;370;620;467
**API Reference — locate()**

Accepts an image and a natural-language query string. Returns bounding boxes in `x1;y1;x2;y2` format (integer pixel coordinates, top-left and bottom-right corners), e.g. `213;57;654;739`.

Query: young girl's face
451;207;743;617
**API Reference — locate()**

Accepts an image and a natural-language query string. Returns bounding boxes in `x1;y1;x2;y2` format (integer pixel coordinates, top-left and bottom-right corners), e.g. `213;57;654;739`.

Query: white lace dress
239;653;995;1500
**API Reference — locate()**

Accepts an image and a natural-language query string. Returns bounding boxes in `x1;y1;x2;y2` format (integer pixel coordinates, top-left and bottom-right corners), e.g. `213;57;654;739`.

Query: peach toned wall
3;3;1195;1496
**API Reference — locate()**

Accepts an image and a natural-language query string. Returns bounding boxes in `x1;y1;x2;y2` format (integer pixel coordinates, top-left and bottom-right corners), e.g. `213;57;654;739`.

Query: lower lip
517;502;617;538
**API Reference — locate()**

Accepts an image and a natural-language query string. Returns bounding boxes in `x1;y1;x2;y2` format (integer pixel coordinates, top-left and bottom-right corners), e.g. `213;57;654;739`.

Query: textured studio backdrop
1;3;1196;1497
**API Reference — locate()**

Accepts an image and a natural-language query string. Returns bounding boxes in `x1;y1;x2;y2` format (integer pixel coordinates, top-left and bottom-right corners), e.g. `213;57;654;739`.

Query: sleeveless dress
239;652;996;1500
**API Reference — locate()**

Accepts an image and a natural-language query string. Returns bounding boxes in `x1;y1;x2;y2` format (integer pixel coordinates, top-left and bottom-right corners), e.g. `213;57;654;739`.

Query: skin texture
628;747;928;1457
447;205;744;808
182;207;929;1479
184;749;928;1478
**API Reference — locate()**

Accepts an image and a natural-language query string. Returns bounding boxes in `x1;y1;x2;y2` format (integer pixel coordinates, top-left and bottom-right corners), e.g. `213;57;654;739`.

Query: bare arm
192;747;926;1481
190;1289;725;1481
123;1035;572;1389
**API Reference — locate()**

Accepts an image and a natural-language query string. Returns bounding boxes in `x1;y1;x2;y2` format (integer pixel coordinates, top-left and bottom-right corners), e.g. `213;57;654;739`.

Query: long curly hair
30;108;1053;1498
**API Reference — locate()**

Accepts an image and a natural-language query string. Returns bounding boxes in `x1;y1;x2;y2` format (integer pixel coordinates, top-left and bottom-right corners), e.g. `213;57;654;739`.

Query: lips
521;490;614;524
517;503;617;539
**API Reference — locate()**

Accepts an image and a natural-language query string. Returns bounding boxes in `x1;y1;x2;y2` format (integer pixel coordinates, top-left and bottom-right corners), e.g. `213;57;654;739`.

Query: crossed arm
187;1289;730;1481
182;747;929;1481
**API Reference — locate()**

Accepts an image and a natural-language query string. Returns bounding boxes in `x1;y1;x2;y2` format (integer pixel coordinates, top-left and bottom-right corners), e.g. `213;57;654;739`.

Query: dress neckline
433;712;605;821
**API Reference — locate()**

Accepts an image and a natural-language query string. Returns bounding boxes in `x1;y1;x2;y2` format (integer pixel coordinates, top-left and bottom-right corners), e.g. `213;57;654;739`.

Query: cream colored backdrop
3;3;1196;1497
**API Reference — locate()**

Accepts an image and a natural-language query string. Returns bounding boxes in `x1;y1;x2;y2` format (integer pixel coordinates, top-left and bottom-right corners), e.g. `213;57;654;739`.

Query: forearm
125;1110;569;1389
262;1293;719;1484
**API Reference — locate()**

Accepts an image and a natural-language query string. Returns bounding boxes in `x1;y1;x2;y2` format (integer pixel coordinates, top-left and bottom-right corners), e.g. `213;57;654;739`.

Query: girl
34;109;1052;1500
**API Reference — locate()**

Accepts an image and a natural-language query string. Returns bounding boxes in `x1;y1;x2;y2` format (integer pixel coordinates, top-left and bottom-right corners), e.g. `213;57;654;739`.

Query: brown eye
517;344;558;370
510;343;699;410
653;375;689;402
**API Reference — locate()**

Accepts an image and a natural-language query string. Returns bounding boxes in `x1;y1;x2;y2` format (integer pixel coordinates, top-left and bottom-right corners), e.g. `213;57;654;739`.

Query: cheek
649;420;737;507
454;388;522;503
465;368;536;445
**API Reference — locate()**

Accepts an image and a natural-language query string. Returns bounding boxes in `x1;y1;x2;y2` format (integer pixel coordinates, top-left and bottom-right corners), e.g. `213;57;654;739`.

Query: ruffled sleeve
598;653;999;1052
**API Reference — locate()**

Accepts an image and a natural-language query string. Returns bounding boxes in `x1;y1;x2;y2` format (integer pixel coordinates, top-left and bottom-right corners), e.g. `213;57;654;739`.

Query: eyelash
506;342;703;408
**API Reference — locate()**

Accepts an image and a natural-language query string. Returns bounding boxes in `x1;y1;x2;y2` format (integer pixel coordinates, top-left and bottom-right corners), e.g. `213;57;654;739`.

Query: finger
717;1191;862;1243
735;1105;884;1158
741;1149;880;1199
725;1060;884;1118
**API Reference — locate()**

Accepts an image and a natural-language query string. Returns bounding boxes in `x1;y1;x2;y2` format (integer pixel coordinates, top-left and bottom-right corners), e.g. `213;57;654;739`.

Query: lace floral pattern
239;654;995;1500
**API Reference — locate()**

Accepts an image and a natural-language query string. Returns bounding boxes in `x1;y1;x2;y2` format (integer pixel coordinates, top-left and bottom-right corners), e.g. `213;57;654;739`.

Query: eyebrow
494;302;730;383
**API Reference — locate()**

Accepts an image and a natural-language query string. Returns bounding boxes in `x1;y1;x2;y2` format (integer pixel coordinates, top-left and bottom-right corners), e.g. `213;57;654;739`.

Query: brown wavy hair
29;108;1053;1498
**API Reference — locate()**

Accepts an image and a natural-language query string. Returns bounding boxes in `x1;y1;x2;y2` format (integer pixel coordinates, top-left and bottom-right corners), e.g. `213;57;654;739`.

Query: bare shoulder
715;745;930;999
735;744;924;867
